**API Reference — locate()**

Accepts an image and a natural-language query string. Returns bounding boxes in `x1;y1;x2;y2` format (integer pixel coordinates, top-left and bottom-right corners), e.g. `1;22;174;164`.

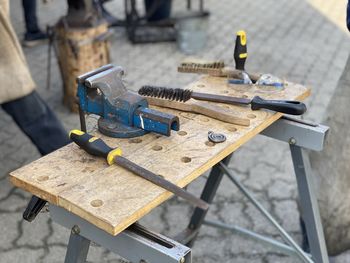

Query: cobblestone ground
1;0;349;262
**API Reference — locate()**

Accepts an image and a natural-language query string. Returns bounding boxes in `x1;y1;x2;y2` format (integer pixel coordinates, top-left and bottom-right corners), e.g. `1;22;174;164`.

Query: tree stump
54;21;110;112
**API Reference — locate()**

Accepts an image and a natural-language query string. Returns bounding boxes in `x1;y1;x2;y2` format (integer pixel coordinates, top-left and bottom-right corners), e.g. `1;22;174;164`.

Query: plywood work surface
9;76;310;236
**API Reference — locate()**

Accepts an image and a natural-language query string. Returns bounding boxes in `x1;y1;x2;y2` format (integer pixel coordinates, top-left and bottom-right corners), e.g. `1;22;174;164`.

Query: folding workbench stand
51;116;329;263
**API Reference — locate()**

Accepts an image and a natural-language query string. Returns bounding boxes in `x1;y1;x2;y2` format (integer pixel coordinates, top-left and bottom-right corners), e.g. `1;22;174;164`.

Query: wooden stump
55;21;110;112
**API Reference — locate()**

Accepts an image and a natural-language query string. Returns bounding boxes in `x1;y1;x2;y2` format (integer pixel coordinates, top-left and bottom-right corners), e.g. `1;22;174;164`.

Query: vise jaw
77;64;179;138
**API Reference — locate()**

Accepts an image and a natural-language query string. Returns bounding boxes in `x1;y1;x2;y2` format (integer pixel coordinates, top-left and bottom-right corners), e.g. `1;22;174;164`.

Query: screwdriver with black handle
69;130;209;211
234;30;248;71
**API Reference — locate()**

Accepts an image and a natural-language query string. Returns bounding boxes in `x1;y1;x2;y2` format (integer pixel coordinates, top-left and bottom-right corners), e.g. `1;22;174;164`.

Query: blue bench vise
76;64;179;138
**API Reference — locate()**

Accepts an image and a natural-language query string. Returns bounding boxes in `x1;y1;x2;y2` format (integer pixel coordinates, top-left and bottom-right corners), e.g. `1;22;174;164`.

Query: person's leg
22;0;39;34
144;0;172;22
1;91;70;155
22;0;47;47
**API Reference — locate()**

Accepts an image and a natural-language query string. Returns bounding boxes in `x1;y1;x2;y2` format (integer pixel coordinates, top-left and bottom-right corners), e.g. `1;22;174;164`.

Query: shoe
22;30;48;48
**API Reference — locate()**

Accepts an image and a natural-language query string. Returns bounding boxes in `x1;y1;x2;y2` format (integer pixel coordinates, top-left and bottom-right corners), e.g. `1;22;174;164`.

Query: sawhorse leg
51;205;191;263
175;155;233;246
65;230;90;263
176;117;329;262
290;145;329;263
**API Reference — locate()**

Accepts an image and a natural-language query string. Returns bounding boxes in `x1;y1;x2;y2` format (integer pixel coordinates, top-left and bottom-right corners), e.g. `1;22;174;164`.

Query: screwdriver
234;30;248;71
69;130;209;210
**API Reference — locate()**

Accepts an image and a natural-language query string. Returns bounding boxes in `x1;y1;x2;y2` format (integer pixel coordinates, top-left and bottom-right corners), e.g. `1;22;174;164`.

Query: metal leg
187;0;191;10
290;145;329;263
175;154;233;246
64;230;90;263
219;162;312;263
51;205;191;263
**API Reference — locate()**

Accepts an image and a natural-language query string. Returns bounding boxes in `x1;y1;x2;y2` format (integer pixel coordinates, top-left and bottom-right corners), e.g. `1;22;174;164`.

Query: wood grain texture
9;76;310;235
144;97;250;126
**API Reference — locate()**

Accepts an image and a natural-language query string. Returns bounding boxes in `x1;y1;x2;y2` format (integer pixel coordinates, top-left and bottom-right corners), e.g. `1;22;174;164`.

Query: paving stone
192;235;230;260
273;200;300;233
0;212;21;250
1;0;350;261
224;256;263;263
0;193;28;212
244;163;279;191
218;202;252;230
0;248;45;263
215;175;247;201
0;178;15;201
225;234;271;256
17;213;51;247
267;180;297;200
245;200;278;236
265;254;298;263
163;202;192;237
40;245;67;263
47;220;70;246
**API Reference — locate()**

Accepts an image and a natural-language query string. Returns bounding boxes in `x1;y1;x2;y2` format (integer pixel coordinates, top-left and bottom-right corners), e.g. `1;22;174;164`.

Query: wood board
9;76;310;235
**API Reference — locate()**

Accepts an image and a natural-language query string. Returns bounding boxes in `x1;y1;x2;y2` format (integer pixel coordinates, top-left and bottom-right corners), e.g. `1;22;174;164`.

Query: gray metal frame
176;116;329;263
290;145;329;262
50;205;191;263
49;116;329;262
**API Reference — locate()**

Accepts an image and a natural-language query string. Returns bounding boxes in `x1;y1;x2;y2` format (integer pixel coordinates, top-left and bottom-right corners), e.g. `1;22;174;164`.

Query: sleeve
0;0;36;104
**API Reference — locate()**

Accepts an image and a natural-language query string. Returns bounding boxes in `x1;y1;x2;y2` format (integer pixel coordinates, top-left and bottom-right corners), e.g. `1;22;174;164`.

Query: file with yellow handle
69;130;209;210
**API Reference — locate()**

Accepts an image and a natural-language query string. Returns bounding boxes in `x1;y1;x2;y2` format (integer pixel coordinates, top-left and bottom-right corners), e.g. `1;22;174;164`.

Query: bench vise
77;64;179;138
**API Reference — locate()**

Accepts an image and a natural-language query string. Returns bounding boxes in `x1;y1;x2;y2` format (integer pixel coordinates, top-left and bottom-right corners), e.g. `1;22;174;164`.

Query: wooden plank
144;97;251;126
9;76;310;235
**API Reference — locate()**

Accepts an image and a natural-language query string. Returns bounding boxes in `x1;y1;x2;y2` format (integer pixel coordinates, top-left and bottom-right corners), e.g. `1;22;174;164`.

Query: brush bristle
180;61;225;69
139;86;192;102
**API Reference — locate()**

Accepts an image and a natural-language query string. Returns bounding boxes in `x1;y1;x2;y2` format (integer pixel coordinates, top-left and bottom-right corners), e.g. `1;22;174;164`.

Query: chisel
69;130;209;210
139;86;307;115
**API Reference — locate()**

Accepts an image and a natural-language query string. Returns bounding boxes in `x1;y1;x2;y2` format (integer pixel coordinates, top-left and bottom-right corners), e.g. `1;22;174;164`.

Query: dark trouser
22;0;39;34
144;0;172;21
1;91;70;155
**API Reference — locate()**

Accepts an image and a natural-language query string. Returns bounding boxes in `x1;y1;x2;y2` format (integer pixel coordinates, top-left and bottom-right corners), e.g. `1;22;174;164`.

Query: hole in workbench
247;114;256;119
197;84;205;88
222;105;230;109
181;157;191;163
177;131;187;136
227;126;237;132
90;199;103;207
37;175;49;182
129;138;142;144
198;116;210;122
152;145;163;151
221;90;229;94
205;141;215;147
242;95;248;98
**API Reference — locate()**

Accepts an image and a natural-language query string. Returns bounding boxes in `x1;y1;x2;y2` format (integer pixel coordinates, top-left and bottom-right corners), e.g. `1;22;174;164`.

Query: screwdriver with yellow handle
234;30;248;71
69;130;209;210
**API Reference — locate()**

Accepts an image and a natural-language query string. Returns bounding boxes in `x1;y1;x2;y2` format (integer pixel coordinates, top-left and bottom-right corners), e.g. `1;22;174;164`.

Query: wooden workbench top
9;76;310;235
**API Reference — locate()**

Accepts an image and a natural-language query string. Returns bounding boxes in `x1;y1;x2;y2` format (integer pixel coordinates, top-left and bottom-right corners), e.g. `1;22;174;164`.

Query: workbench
9;76;329;263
